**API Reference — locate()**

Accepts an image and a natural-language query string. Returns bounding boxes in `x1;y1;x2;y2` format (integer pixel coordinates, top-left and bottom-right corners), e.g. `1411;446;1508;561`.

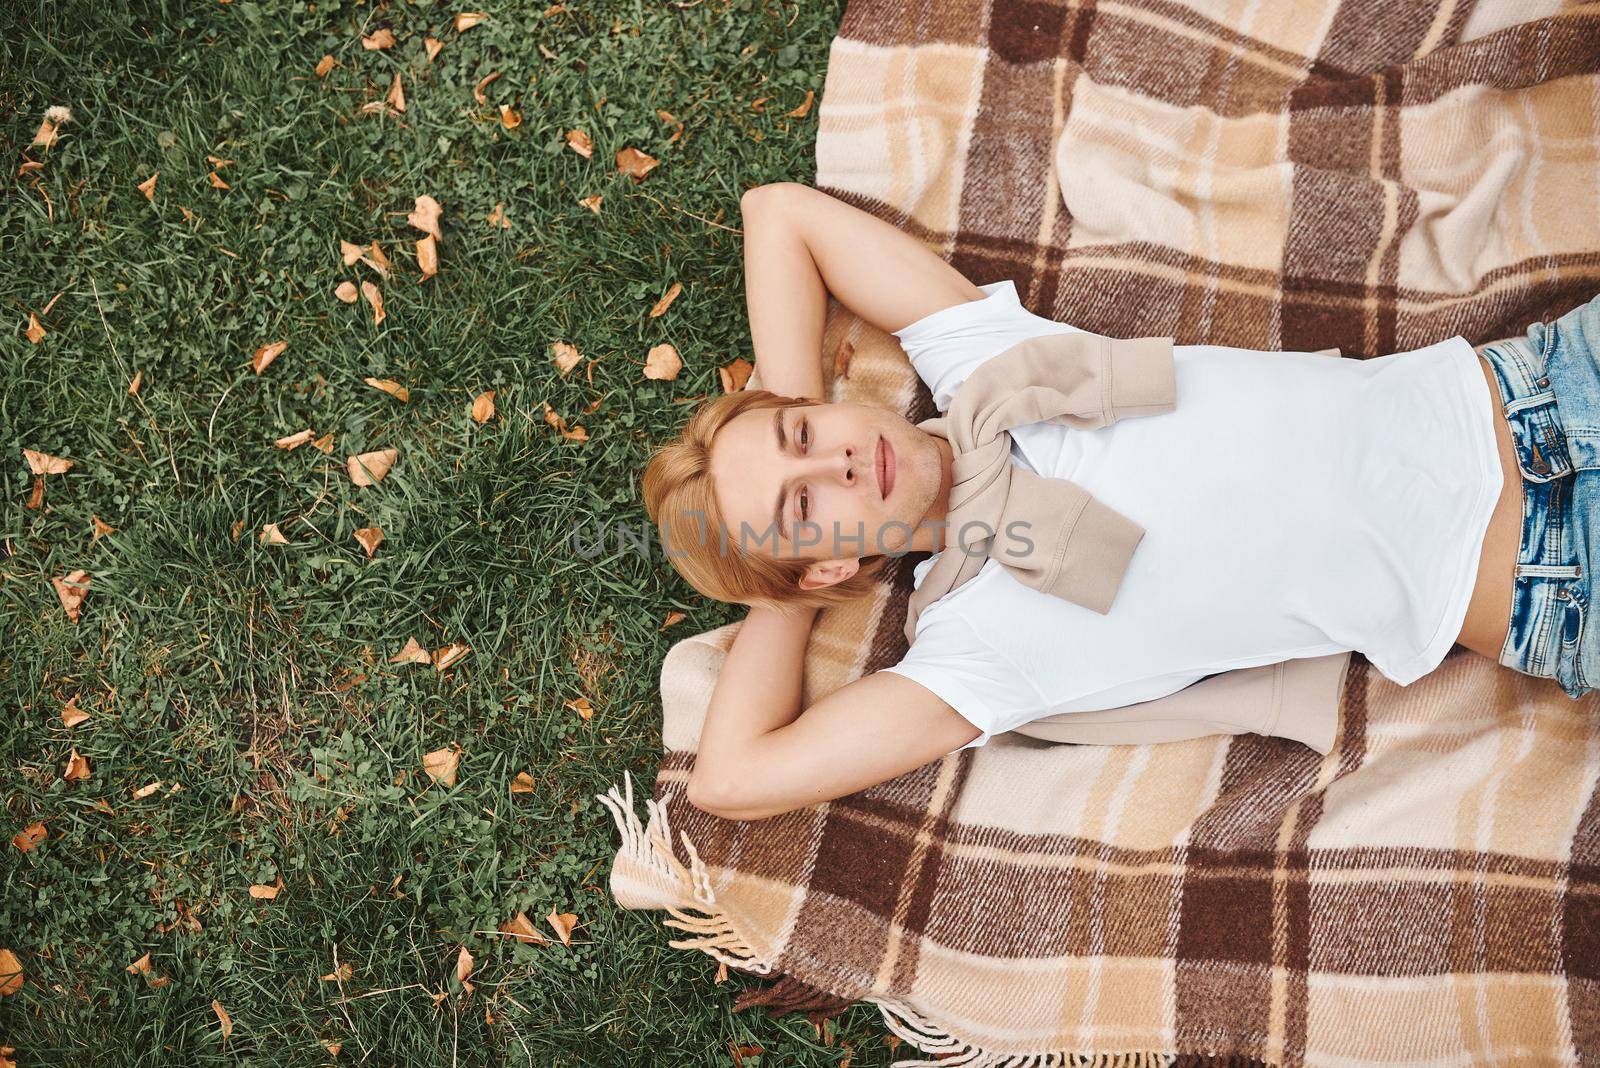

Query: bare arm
691;602;819;784
740;181;986;400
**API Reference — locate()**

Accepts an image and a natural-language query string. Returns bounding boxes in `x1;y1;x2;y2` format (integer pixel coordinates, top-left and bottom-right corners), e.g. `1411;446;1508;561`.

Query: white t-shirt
880;280;1504;750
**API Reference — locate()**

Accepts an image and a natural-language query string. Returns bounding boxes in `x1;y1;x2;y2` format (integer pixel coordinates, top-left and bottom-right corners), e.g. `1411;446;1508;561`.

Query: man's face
708;401;945;565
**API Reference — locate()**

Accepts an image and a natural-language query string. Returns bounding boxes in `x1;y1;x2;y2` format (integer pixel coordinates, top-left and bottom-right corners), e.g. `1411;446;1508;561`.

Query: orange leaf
319;962;354;982
63;747;90;783
353;527;384;557
137;172;158;201
315;54;337;77
361;28;396;50
212;999;233;1041
248;881;281;900
260;523;289;545
719;358;753;394
128;370;142;395
0;949;21;996
208;171;230;190
787;89;815;118
91;515;116;542
551;341;581;375
24;313;45;344
346;448;397;487
660;610;687;630
545;909;578;946
470;391;495;424
454;12;487;31
252;340;287;374
387;72;406;113
565;696;593;721
487;202;510;229
23;448;73;475
614;146;658;182
11;822;46;853
498;104;522;130
333;281;359;304
339;239;365;266
565;129;593;158
422;746;460;787
643;343;681;381
498;912;547;944
407;195;442;241
275;428;316;450
424;37;443;61
53;569;91;622
416;235;438;279
360;280;385;325
60;696;89;728
509;771;536;795
433;642;470;671
648;282;682;318
367;241;390;274
473;71;502;106
578;194;602;215
364;377;409;402
389;637;432;664
132;780;162;800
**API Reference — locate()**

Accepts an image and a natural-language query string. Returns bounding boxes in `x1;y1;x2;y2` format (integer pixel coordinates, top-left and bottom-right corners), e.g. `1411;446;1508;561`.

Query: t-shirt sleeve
892;279;1088;411
879;609;1048;752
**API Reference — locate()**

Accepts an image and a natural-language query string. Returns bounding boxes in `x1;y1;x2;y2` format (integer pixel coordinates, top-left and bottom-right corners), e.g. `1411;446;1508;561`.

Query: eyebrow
772;409;788;541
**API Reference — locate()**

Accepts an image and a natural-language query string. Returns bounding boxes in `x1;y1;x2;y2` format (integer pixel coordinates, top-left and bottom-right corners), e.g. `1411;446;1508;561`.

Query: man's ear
798;557;860;591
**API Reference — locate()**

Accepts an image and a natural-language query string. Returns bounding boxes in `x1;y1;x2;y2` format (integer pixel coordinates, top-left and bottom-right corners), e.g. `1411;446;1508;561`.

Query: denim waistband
1477;335;1577;485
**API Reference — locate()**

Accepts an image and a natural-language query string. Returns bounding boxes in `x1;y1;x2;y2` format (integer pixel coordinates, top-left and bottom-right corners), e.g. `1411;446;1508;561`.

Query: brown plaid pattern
601;1;1600;1063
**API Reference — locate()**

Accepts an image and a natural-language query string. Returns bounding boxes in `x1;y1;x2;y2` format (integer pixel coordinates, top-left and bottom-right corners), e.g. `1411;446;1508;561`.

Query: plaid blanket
600;2;1600;1063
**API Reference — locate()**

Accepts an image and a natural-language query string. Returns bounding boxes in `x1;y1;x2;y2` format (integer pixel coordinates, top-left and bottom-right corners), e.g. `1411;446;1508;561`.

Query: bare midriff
1453;353;1525;661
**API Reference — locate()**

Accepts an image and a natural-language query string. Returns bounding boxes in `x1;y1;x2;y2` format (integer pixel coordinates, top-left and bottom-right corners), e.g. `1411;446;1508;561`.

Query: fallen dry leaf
209;171;230;190
416;235;438;279
63;747;90;783
275;428;316;450
473;71;502;106
387;72;406;113
390;637;432;664
53;569;91;622
498;104;521;129
643;343;681;381
252;340;287;374
315;54;337;77
128;370;143;395
25;477;43;510
487;202;509;229
657;108;685;144
566;696;593;721
0;949;21;997
454;12;487;31
361;27;395;50
551;341;581;375
207;154;234;170
470;391;495;424
31;121;59;149
334;281;359;304
499;912;547;944
509;772;536;795
424;37;443;61
323;1040;343;1058
719;358;753;394
312;433;335;454
346;448;398;487
340;239;365;266
433;642;470;671
61;696;90;728
24;313;45;344
260;523;289;546
248;881;281;900
319;962;354;982
454;945;475;994
353;527;384;557
648;282;682;318
565;129;593;158
578;193;602;215
541;403;587;442
137;172;158;201
546;909;578;946
423;746;460;787
132;780;162;800
660;610;687;630
212;999;233;1041
833;337;855;380
787;89;815;118
615;146;658;182
11;822;46;853
24;448;73;475
408;195;442;241
91;515;116;541
360;280;385;325
364;377;409;402
367;241;390;274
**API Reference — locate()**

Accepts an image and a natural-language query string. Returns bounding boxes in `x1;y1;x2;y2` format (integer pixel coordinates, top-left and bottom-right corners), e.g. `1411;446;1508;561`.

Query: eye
799;418;810;452
799;488;809;520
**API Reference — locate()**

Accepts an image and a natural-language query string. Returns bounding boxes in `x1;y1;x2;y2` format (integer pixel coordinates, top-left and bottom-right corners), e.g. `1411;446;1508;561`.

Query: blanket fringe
596;771;773;976
879;997;1187;1067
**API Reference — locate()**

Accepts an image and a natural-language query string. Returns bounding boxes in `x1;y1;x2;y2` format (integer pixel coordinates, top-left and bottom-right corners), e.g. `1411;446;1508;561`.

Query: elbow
686;772;740;819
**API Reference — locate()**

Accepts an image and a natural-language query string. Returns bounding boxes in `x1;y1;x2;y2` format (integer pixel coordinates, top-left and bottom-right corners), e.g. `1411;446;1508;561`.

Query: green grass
0;2;910;1063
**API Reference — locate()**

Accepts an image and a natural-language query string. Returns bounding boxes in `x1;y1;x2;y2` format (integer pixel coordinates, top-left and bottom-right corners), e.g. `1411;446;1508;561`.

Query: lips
877;435;896;500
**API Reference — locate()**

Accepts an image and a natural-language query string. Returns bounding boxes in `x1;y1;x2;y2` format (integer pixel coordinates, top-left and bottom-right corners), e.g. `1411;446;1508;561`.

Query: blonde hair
641;389;892;614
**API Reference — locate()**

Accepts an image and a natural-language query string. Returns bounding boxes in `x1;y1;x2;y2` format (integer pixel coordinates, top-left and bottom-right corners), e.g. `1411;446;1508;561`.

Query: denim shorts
1478;293;1600;699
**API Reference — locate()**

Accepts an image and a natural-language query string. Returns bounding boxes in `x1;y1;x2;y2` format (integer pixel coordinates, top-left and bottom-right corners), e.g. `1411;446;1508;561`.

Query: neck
904;434;953;555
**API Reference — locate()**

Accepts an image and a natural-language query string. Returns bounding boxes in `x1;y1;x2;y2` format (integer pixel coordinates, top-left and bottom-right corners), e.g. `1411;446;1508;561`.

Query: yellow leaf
252;340;287;374
487;203;509;230
407;195;442;241
565;129;593;158
248;881;281;900
137;172;158;201
346;448;397;487
423;746;460;787
643;343;681;381
260;523;289;545
509;771;536;795
454;12;487;31
11;822;46;853
364;377;409;402
23;448;73;475
648;282;682;318
361;28;395;50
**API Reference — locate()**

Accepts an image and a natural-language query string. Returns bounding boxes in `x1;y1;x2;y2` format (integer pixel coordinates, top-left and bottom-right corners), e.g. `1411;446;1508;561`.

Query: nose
796;444;857;486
